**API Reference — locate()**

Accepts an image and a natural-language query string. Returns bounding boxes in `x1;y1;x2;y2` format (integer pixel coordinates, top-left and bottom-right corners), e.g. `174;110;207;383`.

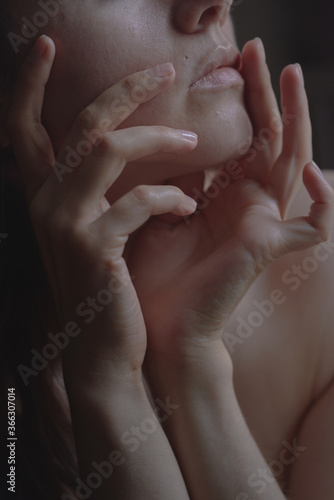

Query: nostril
198;6;221;28
173;3;229;34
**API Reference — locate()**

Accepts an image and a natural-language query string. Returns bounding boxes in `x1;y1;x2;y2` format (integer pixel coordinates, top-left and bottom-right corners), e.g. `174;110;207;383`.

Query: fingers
42;63;178;204
60;127;198;214
93;185;197;238
280;65;312;162
7;32;178;210
7;35;56;199
55;63;175;170
9;35;55;130
241;38;282;183
269;64;312;218
281;163;334;253
303;163;334;240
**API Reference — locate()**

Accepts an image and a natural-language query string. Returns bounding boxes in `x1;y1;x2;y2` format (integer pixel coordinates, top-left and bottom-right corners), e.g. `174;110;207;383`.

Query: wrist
64;364;146;406
145;339;234;396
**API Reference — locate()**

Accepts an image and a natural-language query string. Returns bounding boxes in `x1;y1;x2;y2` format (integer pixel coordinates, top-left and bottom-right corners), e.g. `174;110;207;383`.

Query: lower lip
190;67;244;91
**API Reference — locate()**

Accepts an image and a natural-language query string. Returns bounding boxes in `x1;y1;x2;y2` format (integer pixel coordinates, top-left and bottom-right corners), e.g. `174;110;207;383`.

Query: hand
6;35;198;390
127;39;334;365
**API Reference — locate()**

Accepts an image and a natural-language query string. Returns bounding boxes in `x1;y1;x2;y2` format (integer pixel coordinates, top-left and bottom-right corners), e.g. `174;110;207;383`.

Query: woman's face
12;0;253;188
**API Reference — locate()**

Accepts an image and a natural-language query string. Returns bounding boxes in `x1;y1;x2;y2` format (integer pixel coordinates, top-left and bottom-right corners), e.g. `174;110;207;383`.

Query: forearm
146;345;286;500
66;376;190;500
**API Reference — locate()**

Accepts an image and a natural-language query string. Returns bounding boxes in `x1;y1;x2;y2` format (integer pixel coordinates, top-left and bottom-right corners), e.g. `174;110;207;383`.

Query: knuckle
166;186;183;200
74;105;98;132
47;207;72;236
93;133;123;158
30;202;73;243
170;186;183;199
48;213;91;255
176;187;185;200
131;185;151;206
154;125;171;139
120;74;136;95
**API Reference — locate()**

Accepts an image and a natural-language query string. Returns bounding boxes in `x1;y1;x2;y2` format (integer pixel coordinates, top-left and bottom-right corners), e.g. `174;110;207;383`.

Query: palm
127;48;333;357
127;171;314;356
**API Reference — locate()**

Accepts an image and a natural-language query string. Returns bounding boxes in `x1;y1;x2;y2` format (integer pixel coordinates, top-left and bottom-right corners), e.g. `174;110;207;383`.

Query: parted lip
190;44;242;88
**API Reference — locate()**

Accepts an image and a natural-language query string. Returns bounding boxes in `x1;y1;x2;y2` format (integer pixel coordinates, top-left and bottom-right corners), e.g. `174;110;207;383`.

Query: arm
145;349;286;500
287;378;334;498
66;377;190;499
131;38;334;498
6;35;198;499
284;170;334;497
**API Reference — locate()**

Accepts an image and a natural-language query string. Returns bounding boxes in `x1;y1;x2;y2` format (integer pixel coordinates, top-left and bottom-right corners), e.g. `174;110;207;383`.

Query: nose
173;0;232;34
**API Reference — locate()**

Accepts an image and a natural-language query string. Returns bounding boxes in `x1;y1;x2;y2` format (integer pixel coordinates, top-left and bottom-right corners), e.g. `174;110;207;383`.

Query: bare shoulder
266;169;334;393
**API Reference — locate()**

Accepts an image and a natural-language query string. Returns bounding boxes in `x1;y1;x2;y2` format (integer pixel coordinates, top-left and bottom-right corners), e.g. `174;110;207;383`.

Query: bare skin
229;177;334;495
2;2;334;498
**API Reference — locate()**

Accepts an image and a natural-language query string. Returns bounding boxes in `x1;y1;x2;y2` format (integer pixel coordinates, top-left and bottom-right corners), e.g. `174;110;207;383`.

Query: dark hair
0;0;17;96
0;3;78;498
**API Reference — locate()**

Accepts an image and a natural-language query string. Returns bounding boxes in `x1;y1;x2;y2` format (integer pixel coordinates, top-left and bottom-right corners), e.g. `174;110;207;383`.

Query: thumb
280;162;334;254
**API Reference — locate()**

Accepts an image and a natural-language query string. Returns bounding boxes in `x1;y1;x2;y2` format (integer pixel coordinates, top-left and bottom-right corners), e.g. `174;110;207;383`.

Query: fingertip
310;160;323;177
303;161;322;181
43;34;56;61
27;34;55;62
175;130;198;153
9;35;56;137
295;63;304;85
240;37;268;87
147;62;174;78
241;37;265;60
184;195;198;212
144;63;176;91
241;38;255;54
303;161;333;202
173;198;197;218
253;37;265;60
280;63;304;90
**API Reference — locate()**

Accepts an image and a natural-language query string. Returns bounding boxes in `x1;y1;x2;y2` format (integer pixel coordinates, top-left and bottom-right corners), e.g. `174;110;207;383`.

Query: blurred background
232;0;334;170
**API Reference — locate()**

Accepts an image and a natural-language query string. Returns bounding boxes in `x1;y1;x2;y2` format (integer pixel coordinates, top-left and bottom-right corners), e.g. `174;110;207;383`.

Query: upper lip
190;44;241;88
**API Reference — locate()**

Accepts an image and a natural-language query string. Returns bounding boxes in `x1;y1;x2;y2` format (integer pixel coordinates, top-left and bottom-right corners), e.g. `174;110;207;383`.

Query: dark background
232;0;334;170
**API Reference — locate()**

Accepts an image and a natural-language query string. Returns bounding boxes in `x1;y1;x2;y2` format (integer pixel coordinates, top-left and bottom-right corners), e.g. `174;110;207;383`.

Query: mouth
189;45;244;91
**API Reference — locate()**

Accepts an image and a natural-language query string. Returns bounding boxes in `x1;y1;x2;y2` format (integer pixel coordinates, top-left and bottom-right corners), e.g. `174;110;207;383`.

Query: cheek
120;95;253;172
123;85;253;167
41;14;156;151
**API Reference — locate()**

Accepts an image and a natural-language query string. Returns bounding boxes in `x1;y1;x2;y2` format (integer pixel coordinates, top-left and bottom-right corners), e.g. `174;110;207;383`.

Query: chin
174;104;254;170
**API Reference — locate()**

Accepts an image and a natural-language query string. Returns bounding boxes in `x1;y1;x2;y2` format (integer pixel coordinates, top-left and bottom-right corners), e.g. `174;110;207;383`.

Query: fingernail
312;161;323;176
254;37;266;61
183;196;198;212
147;63;174;78
28;35;48;61
295;63;304;86
176;130;198;143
